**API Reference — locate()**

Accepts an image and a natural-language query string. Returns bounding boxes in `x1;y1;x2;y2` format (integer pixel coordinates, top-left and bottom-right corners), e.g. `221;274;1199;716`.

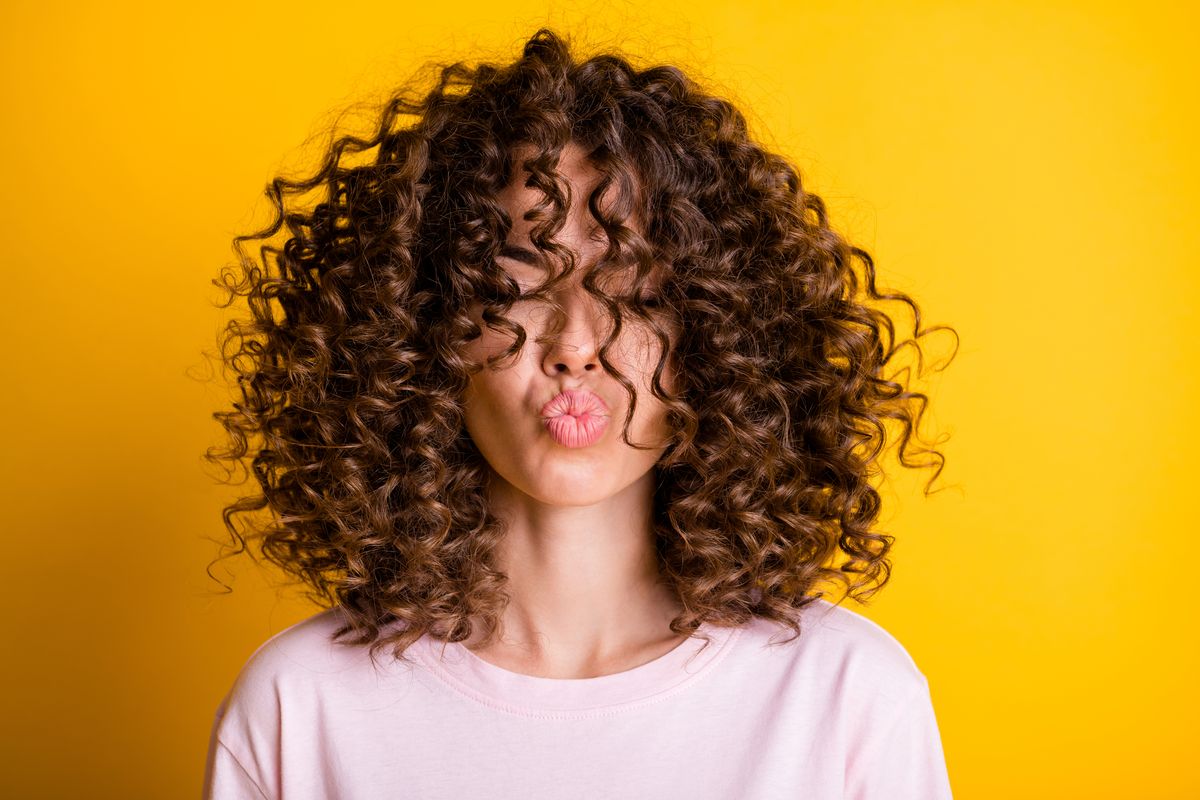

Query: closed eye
498;244;542;266
498;230;616;266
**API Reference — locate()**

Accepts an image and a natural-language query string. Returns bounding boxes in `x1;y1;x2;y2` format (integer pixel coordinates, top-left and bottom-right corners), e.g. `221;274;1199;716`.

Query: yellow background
2;1;1196;797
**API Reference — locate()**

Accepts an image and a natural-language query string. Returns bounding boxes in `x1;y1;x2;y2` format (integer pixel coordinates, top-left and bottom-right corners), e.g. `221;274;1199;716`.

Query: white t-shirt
204;597;953;799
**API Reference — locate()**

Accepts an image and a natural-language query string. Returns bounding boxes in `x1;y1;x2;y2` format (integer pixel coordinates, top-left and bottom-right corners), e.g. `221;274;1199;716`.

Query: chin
500;462;628;504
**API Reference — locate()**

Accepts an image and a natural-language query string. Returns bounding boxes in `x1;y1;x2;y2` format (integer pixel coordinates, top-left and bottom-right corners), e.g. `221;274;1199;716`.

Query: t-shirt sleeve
204;737;270;800
201;679;280;800
843;674;954;800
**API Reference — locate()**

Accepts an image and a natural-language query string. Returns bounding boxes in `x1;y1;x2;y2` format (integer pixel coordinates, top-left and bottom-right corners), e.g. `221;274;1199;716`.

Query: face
461;142;676;508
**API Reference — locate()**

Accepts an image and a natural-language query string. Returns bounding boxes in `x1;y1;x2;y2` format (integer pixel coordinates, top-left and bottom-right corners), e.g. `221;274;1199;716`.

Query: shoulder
207;609;412;797
214;606;406;730
227;607;357;691
739;597;930;704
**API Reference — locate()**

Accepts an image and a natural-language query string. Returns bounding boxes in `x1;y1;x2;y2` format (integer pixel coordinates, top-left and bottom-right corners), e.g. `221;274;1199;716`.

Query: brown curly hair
204;27;958;666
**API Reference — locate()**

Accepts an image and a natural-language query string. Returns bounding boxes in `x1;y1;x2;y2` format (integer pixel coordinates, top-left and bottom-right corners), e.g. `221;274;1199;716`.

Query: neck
462;469;685;677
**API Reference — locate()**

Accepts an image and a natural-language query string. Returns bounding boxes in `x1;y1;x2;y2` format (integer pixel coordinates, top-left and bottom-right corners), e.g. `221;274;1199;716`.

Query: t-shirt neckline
410;621;743;718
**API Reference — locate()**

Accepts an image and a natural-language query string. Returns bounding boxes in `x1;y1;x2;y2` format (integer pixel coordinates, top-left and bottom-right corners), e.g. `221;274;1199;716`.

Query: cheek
461;372;523;468
629;320;678;393
632;327;679;441
460;328;535;429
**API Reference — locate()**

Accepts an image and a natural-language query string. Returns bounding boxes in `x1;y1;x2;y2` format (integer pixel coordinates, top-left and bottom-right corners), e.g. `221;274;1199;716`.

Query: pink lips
539;389;610;448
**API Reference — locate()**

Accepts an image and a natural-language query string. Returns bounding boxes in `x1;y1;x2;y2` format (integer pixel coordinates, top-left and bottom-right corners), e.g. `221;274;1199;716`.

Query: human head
207;28;956;663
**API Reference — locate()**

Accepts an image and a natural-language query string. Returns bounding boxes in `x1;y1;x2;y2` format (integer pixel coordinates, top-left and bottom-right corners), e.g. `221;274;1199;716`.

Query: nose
540;276;610;379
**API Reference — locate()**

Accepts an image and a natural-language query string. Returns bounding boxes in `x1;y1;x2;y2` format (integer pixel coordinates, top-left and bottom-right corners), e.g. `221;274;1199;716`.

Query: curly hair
205;27;958;667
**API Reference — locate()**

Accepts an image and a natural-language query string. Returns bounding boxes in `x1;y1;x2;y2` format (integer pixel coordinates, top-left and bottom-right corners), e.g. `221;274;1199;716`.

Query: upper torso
204;598;954;799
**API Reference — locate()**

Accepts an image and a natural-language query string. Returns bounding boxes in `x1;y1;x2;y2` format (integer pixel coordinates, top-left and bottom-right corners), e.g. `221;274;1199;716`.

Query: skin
459;141;688;679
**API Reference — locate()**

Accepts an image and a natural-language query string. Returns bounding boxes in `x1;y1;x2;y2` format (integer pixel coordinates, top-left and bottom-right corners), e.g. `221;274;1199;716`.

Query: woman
203;27;957;799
